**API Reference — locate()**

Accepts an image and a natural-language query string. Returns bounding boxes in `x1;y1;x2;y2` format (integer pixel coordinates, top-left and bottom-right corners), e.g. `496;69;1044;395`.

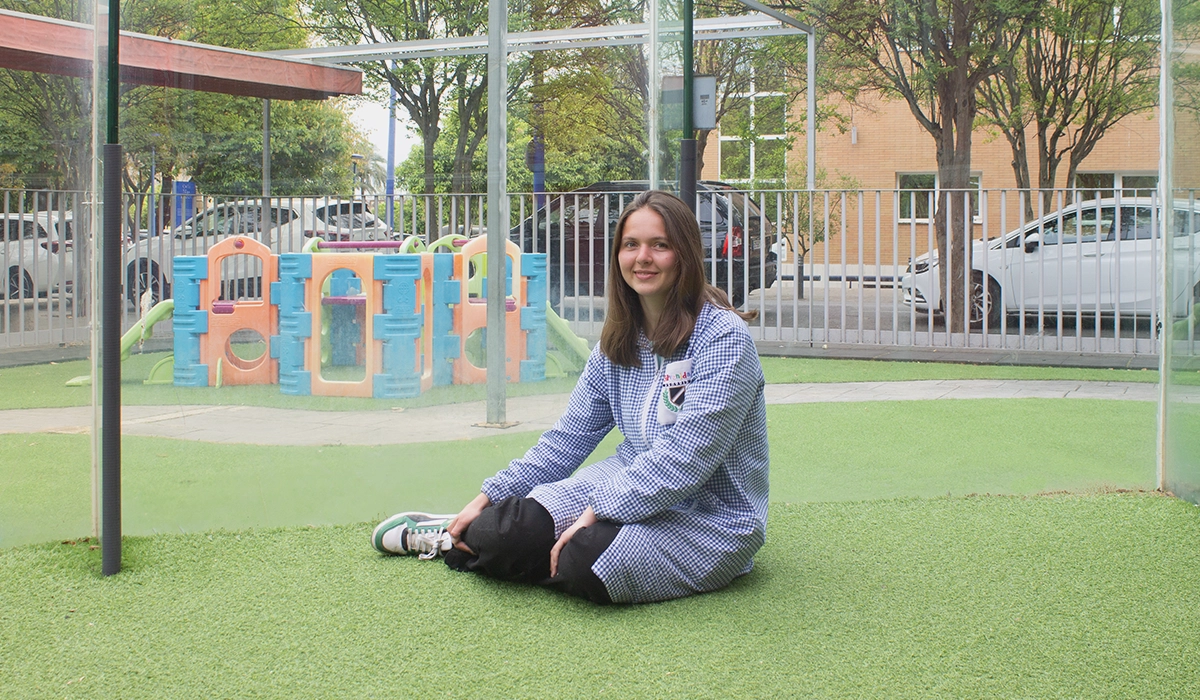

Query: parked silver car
125;197;393;305
900;198;1200;327
3;211;74;299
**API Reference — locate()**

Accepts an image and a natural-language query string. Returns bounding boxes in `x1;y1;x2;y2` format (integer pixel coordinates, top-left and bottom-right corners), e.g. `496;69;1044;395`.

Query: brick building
701;87;1200;269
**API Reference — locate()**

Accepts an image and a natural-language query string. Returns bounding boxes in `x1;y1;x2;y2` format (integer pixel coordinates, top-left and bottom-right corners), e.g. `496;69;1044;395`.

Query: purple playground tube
314;240;410;249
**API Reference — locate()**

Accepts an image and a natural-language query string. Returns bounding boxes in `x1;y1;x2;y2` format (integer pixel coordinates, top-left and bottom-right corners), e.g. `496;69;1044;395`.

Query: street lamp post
351;153;365;200
148;146;156;237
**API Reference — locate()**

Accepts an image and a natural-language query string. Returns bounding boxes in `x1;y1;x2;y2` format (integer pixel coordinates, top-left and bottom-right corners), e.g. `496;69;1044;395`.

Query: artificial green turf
758;355;1163;385
2;492;1198;698
2;399;1155;548
0;352;1168;412
767;399;1157;503
0;351;582;411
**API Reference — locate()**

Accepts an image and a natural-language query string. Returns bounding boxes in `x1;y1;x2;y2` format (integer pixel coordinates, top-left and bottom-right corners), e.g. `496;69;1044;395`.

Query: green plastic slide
66;299;176;386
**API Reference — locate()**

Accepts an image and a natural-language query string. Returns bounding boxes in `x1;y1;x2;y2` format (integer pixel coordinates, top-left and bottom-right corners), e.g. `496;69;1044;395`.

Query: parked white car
3;211;74;300
900;198;1200;327
125;197;394;305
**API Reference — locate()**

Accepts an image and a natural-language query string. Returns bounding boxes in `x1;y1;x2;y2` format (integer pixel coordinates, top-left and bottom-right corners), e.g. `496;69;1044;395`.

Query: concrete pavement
1;379;1185;446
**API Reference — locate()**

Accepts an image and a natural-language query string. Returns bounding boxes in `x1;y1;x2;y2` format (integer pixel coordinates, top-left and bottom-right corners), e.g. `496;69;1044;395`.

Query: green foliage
306;0;492;194
526;46;648;190
395;102;645;195
117;0;366;196
977;0;1160;214
0;0;367;196
0;0;92;190
124;93;360;196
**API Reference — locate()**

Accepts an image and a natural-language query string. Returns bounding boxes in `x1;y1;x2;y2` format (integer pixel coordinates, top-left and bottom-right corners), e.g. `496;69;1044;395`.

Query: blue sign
174;181;197;227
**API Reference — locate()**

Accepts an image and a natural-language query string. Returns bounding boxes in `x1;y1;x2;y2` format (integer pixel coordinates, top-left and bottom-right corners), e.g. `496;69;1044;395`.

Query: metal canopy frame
276;3;817;425
271;13;804;62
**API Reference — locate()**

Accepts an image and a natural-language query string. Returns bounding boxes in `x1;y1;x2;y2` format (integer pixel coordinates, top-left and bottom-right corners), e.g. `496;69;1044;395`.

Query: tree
116;0;367;196
529;46;650;189
803;0;1042;331
305;0;498;194
0;0;92;193
977;0;1160;218
693;0;842;180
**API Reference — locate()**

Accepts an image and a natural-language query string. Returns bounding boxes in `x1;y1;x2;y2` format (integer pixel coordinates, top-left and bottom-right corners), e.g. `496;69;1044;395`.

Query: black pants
443;496;620;604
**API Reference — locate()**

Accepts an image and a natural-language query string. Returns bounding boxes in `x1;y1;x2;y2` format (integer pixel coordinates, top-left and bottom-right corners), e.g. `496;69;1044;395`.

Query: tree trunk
696;128;712;177
422;130;438;195
1035;126;1065;217
934;39;976;334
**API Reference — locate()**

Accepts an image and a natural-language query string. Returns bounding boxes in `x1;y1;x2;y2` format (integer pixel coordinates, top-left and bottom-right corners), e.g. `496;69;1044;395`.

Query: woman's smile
618;208;678;313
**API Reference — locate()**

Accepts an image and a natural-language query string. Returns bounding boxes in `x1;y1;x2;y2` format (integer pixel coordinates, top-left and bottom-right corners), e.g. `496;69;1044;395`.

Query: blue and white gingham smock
481;302;769;604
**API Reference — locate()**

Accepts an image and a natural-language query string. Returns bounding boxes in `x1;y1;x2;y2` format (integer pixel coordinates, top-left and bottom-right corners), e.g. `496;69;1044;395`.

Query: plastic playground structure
69;234;592;396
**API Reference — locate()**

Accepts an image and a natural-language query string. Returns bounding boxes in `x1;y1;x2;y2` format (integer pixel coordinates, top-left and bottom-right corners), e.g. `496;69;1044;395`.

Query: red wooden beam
0;9;361;100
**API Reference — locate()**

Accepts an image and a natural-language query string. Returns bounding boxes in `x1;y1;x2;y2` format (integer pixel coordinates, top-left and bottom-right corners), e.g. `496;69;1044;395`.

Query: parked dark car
509;181;777;307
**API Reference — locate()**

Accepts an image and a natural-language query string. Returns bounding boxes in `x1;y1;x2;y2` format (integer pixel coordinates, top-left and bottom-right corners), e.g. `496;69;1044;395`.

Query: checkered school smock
481;302;770;604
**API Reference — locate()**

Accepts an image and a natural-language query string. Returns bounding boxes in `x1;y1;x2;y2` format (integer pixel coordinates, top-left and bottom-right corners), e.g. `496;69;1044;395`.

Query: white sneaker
371;512;456;560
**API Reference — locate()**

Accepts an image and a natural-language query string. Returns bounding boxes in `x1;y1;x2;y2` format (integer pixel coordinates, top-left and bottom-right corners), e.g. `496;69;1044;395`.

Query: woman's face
618;207;678;309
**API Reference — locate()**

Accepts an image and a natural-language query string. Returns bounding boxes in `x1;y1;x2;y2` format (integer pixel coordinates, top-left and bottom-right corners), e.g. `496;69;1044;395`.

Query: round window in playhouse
225;328;267;369
464;327;487;368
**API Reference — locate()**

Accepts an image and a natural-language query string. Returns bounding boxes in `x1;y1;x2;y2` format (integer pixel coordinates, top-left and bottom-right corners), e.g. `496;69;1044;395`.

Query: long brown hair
599;190;754;367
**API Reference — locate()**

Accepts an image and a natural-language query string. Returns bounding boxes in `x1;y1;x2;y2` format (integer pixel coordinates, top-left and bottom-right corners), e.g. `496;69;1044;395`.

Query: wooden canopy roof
0;9;361;100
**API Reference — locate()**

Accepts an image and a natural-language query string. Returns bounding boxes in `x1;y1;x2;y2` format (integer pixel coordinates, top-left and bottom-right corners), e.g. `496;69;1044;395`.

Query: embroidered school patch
657;358;693;425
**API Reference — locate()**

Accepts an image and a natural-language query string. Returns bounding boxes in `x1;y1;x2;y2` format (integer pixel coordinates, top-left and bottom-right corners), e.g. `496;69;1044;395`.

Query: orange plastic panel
453;236;527;385
306;253;382;398
198;236;278;386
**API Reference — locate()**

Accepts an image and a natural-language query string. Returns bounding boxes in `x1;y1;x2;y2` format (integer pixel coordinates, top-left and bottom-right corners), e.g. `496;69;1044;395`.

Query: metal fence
525;186;1199;360
5;186;1198;362
0;190;89;349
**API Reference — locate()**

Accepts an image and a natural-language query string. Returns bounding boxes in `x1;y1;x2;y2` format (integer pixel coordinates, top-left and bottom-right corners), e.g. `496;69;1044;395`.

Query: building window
898;173;981;223
718;76;788;185
1074;172;1158;198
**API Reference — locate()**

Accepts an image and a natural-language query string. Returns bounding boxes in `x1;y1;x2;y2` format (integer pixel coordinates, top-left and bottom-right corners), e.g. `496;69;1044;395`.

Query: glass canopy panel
1165;0;1200;504
0;3;96;549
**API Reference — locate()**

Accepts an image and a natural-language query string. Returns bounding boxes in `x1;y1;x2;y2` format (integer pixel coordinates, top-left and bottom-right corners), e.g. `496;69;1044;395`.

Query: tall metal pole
806;32;815;191
648;0;660;187
101;0;122;577
386;81;397;229
1156;0;1173;492
262;99;272;247
148;146;156;236
679;0;697;211
485;0;509;425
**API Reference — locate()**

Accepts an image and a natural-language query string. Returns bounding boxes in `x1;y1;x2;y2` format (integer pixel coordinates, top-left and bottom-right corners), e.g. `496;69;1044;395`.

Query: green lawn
0;351;1170;412
3;354;1196;696
758;355;1164;385
3;492;1197;698
1;399;1156;548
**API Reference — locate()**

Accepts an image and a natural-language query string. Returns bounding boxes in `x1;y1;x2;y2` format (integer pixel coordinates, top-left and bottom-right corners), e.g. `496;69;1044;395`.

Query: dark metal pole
263;99;272;247
386;80;397;229
680;0;697;212
102;0;122;577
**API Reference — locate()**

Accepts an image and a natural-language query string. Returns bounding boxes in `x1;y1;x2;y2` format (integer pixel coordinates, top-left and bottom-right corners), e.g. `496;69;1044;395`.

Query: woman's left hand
549;506;598;578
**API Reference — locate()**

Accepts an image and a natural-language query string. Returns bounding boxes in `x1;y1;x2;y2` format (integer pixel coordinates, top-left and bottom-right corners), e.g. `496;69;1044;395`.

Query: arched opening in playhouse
318;267;369;383
217;254;266;303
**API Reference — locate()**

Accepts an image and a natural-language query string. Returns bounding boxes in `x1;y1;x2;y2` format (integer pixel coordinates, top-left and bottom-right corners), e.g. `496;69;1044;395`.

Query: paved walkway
1;380;1186;446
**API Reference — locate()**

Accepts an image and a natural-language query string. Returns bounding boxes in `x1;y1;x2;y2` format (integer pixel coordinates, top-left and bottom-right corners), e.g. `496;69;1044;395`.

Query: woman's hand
549;506;598;577
447;493;491;554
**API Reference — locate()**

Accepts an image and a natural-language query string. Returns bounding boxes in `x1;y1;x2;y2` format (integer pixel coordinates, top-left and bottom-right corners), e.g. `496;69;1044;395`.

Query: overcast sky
350;100;420;170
